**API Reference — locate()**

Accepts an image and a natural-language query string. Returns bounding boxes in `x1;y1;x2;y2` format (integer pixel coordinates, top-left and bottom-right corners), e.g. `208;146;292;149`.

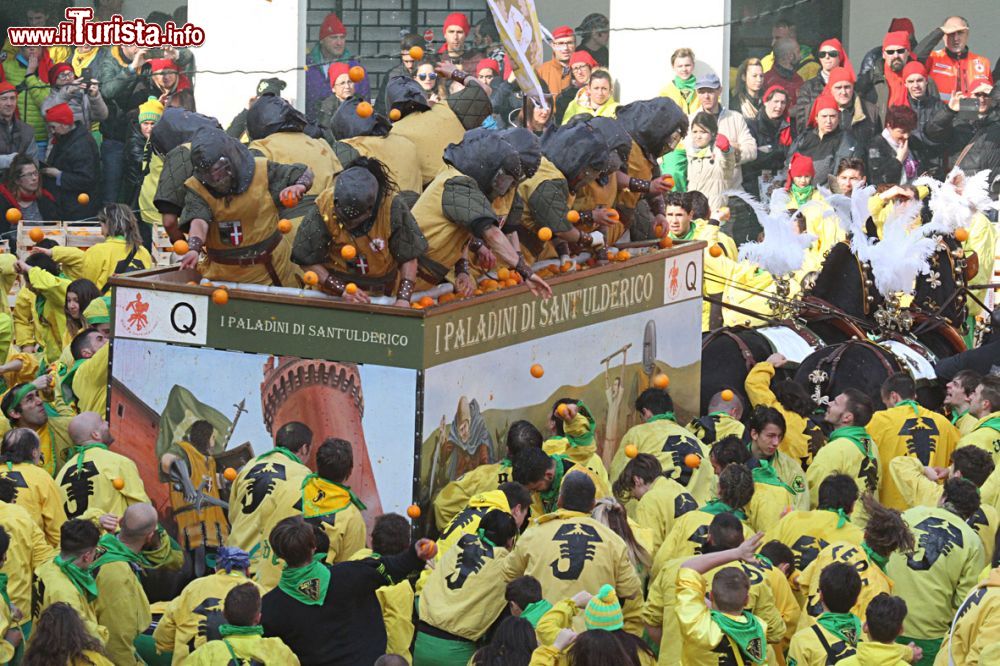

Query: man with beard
177;128;313;286
857;31;915;125
1;379;73;477
410;128;551;298
55;412;149;523
292;156;428;306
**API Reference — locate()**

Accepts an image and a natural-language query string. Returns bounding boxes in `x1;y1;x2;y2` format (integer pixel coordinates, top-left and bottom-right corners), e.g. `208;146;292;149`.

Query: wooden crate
16;222;65;258
63;222;104;248
151;225;175;267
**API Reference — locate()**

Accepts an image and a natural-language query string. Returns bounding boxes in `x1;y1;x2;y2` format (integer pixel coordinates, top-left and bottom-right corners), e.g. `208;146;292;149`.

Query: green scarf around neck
895;399;921;416
0;572;9;608
674;74;696;96
647;412;677;424
979;417;1000;434
829;426;876;461
700;499;747;521
279;557;330;606
54;554;98;601
92;533;150;571
751;459;797;495
950;409;969;425
790;183;815;207
72;441;108;472
821;507;851;529
709;610;767;664
220;624;264;637
817;611;862;646
564;401;597;449
539;455;568;512
669;223;697;241
520;599;553;627
861;541;889;572
257;446;302;465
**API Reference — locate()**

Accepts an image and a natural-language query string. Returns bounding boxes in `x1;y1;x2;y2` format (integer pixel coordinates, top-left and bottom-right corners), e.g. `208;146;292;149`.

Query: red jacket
926;48;993;100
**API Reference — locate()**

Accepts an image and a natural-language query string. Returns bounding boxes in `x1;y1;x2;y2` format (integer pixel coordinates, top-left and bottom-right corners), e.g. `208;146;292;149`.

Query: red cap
788;152;815;179
818;38;855;82
903;60;927;81
888;18;915;37
808;94;839;127
328;62;351;87
44;102;74;125
48;62;73;81
443;12;470;34
569;51;598;68
320;13;346;39
551;26;575;41
824;66;854;93
0;82;16;97
883;31;909;51
762;84;788;102
148;58;179;73
476;58;500;75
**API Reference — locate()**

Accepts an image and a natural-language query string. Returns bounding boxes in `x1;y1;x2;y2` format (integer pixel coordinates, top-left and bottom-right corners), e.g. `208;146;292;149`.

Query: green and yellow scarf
710;610;767;664
301;474;366;519
279;556;330;606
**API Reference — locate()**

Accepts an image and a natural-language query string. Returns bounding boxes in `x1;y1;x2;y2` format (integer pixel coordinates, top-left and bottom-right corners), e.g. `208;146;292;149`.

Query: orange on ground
721;389;735;402
530;363;544;378
349;65;365;82
356;101;374;118
277;219;293;234
653;373;670;389
112;477;125;490
709;245;723;257
5;208;21;224
407;504;421;519
173;239;189;254
624;444;638;458
684;454;701;468
212;289;229;305
77;192;90;205
303;271;319;286
341;245;357;260
223;467;238;481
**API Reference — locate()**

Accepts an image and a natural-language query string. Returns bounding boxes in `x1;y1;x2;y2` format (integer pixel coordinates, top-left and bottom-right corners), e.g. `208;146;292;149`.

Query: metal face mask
197;156;234;194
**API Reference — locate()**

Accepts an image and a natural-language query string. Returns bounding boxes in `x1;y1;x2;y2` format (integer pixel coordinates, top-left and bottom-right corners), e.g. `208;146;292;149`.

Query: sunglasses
884;48;907;56
818;50;839;59
418;73;437;81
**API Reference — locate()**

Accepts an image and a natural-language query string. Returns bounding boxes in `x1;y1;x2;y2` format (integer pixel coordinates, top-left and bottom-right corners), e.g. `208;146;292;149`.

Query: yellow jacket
419;532;511;641
868;402;960;510
227;448;311;554
957;412;1000;465
676;567;769;666
350;548;413;664
181;633;300;665
659;82;701;115
153;569;265;664
766;509;863;573
839;642;912;666
633;475;699;557
963;213;997;319
533;597;647;660
0;255;16;320
543;421;611;494
935;567;1000;666
55;443;150;522
645;557;786;665
26;266;71;364
0;460;66;547
12;287;43;349
528;643;656;666
745;362;820;468
686;412;746;447
652;507;754;580
796;541;893;630
611;417;714;504
432;460;511;531
52;238;152;291
953;411;979;437
886;505;984;640
786;618;861;666
890;455;999;563
32;556;109;644
500;509;643;605
0;585;15;663
529;458;611;519
71;342;109;415
805;429;881;510
0;501;55;624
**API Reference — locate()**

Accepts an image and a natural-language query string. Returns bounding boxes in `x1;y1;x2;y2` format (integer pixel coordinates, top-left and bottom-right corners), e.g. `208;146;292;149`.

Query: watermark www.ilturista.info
7;7;204;48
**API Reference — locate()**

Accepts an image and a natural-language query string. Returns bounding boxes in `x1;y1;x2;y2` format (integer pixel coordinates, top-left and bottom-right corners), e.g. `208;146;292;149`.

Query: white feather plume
853;198;938;296
914;167;998;236
726;189;816;276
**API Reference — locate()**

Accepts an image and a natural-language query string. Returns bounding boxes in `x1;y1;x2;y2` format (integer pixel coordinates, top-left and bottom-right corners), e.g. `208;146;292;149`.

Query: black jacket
43;122;101;220
119;117;148;207
908;92;949;179
743;109;792;196
924;105;1000;183
866;134;904;185
262;547;423;666
838;95;881;147
787;126;862;186
791;73;827;135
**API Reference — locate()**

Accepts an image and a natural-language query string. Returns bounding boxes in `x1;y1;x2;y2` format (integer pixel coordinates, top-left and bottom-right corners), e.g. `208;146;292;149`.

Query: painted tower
260;357;383;521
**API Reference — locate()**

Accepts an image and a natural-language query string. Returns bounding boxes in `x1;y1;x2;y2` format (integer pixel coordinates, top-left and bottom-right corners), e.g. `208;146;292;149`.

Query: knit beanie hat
443;12;470;35
328;62;351;88
551;26;575;41
584;584;624;631
320;13;346;39
137;96;164;124
44;102;74;126
569;51;598;68
83;296;111;326
882;31;909;51
902;61;927;81
48;62;74;82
